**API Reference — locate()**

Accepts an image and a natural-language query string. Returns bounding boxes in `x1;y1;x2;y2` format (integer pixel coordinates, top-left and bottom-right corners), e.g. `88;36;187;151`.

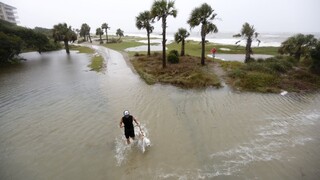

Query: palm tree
136;11;154;56
151;0;177;68
187;3;218;66
278;33;317;61
174;28;190;56
80;23;92;43
116;28;124;41
96;28;104;44
233;22;260;63
101;23;110;43
52;23;77;54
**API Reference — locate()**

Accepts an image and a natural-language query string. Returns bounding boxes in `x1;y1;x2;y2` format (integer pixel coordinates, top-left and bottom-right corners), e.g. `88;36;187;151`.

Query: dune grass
131;53;221;88
221;56;320;93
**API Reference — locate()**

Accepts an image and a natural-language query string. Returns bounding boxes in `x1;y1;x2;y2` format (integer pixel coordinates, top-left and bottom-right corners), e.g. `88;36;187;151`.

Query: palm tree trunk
147;31;151;56
88;34;92;43
181;39;185;56
201;36;205;65
64;40;70;54
106;30;108;44
99;34;102;44
162;17;167;68
245;38;252;63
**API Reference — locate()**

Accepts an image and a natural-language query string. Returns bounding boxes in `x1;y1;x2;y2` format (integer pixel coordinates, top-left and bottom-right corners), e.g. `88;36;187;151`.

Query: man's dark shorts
125;129;135;139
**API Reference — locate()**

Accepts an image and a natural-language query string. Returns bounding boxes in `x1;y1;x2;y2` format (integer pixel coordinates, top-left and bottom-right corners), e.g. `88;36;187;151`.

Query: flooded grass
70;45;104;72
131;53;221;88
88;55;104;72
70;45;95;54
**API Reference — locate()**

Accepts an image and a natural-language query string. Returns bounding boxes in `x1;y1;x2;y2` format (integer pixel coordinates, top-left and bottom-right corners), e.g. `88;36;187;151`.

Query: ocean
126;31;320;47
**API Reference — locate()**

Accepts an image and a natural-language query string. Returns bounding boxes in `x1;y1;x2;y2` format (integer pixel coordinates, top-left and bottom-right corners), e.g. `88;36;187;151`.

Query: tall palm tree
151;0;177;68
116;28;124;41
187;3;218;66
136;11;154;56
101;23;110;43
174;28;190;56
96;28;104;44
52;23;77;54
233;22;260;63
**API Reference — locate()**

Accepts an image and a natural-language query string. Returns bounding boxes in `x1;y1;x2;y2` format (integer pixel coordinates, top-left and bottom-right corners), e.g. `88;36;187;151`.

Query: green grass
70;45;104;72
102;36;146;52
88;55;104;72
167;41;278;57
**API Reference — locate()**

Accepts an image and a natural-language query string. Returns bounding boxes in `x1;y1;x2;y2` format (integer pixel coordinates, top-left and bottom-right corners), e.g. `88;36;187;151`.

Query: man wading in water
120;110;140;144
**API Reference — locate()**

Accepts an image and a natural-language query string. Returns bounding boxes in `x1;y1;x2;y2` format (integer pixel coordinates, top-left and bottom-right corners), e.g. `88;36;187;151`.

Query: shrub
167;53;179;64
134;52;140;57
169;50;179;57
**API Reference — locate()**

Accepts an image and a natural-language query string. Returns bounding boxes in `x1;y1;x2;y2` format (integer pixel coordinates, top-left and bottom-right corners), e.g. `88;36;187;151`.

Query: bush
169;50;179;57
310;42;320;74
167;53;179;64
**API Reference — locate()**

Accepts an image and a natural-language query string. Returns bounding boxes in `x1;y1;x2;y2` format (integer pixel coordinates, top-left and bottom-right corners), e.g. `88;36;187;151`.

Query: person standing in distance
120;110;139;144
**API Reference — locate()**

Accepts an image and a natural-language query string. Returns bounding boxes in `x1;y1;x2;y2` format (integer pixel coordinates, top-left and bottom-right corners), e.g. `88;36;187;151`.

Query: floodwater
0;47;320;180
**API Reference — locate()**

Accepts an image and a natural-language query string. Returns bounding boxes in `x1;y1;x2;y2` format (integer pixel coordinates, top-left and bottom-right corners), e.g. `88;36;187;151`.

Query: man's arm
133;117;139;126
120;118;124;128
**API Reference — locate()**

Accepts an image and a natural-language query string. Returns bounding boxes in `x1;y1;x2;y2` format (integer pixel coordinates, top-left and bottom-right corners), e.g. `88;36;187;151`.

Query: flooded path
0;47;319;179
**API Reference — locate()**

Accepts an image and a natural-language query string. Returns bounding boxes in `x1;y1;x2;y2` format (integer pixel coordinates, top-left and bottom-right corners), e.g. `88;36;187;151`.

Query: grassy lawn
167;40;279;57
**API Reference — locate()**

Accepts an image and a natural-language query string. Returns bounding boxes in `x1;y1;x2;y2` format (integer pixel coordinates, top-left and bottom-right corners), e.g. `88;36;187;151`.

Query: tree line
0;19;61;64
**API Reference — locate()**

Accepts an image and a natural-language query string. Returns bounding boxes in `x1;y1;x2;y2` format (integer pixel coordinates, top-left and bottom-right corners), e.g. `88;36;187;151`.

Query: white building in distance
0;2;18;24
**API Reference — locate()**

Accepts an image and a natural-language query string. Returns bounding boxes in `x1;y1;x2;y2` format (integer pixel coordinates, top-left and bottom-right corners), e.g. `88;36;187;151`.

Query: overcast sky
3;0;320;34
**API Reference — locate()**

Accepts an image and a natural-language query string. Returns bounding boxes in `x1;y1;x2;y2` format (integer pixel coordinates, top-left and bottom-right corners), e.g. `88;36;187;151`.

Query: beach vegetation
131;53;220;88
80;23;92;43
222;56;320;93
151;0;178;68
310;41;320;74
187;3;218;66
136;10;154;56
174;28;190;56
52;23;77;54
233;22;260;63
278;34;317;61
167;50;179;64
96;28;104;44
116;28;124;41
101;23;111;43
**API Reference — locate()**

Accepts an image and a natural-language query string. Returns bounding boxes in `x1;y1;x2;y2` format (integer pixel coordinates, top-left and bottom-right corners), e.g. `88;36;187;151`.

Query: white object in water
219;48;231;51
280;91;288;96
